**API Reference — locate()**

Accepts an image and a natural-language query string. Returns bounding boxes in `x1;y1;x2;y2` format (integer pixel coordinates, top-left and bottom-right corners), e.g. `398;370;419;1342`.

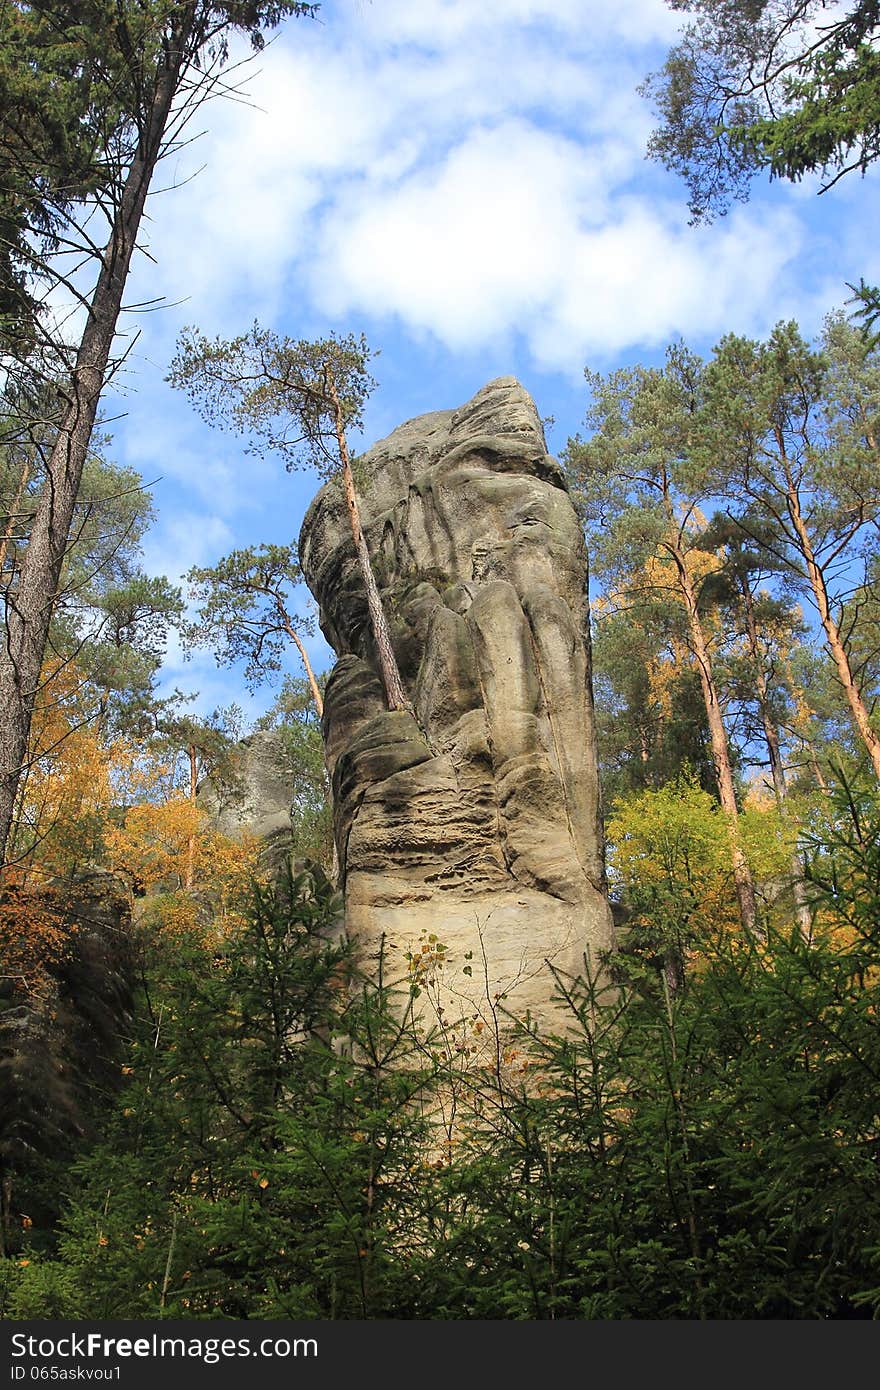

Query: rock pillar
299;377;613;1028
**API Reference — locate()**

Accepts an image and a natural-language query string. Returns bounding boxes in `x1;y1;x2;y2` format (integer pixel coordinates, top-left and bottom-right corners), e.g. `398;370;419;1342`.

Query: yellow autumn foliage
104;795;260;941
105;795;202;893
3;661;260;948
608;776;742;939
9;661;116;882
607;775;799;947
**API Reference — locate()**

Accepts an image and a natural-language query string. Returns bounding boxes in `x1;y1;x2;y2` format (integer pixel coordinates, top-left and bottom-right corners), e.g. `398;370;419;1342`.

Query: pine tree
169;326;410;714
0;1;317;874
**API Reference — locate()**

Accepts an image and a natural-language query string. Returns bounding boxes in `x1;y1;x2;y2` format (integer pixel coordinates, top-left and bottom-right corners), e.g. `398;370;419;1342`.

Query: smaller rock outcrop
198;728;299;873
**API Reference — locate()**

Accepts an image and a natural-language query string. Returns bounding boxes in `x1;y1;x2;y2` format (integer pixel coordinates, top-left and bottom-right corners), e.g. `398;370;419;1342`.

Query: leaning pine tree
169;327;410;712
183;542;325;719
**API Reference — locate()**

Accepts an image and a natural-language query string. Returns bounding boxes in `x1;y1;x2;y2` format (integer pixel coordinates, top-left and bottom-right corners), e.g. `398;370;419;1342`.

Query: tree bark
0;25;191;874
0;453;31;582
785;482;880;782
281;616;324;718
670;543;758;934
185;743;197;891
787;677;829;792
740;583;787;806
324;368;409;711
740;580;812;940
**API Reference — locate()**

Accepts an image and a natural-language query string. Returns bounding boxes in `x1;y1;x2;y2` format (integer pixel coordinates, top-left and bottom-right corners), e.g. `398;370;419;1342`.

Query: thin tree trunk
281;617;324;718
159;1208;179;1316
638;727;650;766
185;743;197;891
324;366;409;711
0;1174;11;1259
788;679;829;792
786;484;880;782
0;27;191;874
740;581;812;940
808;750;829;793
671;544;758;934
661;970;706;1317
860;405;876;454
740;584;787;805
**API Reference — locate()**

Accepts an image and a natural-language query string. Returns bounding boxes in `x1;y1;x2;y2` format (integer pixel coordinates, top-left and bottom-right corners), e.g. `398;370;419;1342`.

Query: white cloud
134;0;683;328
139;511;234;588
124;0;845;387
311;121;613;345
356;0;681;47
309;117;808;370
531;203;807;369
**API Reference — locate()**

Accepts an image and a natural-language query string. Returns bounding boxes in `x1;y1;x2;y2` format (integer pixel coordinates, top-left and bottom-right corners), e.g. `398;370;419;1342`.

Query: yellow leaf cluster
7;662;262;950
610;776;800;941
608;778;742;940
105;795;203;893
13;661;114;881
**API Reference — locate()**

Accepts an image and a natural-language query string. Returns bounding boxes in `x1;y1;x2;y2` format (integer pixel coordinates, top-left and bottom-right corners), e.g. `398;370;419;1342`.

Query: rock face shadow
299;377;614;1028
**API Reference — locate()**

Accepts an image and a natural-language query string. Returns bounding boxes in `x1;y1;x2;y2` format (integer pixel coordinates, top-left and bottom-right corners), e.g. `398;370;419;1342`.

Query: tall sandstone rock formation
299;377;613;1027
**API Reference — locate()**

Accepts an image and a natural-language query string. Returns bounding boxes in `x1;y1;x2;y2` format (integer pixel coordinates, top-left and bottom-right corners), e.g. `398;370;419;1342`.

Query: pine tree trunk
786;483;880;782
185;744;197;891
740;581;812;940
281;618;324;718
0;453;31;582
671;545;758;934
741;584;787;805
0;29;190;874
788;680;829;792
324;368;409;711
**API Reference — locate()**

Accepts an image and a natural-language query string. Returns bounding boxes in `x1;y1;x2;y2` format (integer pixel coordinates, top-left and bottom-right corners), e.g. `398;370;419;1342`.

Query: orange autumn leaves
1;661;259;1000
104;797;258;939
10;660;113;881
0;877;69;998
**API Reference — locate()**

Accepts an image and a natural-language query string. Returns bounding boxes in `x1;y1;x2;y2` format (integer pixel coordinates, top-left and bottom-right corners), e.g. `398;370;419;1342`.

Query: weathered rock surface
197;729;297;873
299;378;614;1026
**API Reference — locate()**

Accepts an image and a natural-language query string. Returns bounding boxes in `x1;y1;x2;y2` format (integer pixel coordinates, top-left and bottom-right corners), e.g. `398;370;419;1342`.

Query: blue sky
97;0;880;724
